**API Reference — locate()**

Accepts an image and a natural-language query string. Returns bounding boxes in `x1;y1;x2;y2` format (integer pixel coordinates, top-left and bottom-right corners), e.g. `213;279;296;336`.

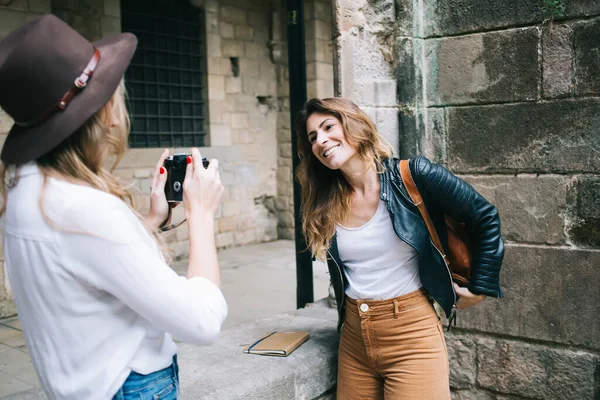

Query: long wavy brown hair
0;82;169;260
294;97;394;260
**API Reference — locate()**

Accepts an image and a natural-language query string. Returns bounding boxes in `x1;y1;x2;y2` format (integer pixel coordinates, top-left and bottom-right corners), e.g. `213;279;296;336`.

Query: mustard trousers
337;289;451;399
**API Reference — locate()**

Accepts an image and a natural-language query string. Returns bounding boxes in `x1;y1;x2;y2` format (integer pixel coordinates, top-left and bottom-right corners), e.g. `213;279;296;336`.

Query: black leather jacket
326;157;504;331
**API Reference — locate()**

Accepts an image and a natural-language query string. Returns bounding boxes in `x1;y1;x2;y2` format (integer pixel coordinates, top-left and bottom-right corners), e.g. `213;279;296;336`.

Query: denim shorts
112;355;179;400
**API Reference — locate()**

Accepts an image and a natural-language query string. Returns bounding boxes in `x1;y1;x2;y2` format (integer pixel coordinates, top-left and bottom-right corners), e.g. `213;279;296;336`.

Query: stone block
447;99;600;173
100;16;120;36
567;176;600;247
426;107;447;164
563;1;600;18
234;24;253;40
215;231;234;248
477;338;599;399
427;28;539;106
395;37;420;105
542;24;573;98
247;10;266;28
239;58;259;77
221;39;243;57
209;124;231;146
220;5;246;25
398;106;425;159
225;76;242;93
0;8;26;39
313;1;331;22
573;18;600;96
456;245;600;350
234;229;256;245
395;0;414;36
220;22;234;38
463;175;567;245
28;0;51;14
422;0;542;37
231;113;248;129
375;107;399;156
244;42;263;60
445;334;477;389
1;0;27;11
218;216;236;233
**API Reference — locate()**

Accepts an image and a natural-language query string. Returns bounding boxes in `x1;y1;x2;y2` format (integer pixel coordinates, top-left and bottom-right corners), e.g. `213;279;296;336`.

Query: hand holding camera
180;148;224;218
148;149;223;230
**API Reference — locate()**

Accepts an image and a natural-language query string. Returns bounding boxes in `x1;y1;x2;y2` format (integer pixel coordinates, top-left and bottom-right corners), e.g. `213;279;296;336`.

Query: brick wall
334;0;600;398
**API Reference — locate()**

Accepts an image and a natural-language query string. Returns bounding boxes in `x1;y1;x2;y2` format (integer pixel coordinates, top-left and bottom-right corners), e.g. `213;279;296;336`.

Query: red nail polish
160;167;166;175
186;156;192;164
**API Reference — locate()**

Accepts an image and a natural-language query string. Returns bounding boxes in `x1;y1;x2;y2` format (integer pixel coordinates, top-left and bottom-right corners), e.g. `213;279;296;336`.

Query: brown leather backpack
399;160;472;287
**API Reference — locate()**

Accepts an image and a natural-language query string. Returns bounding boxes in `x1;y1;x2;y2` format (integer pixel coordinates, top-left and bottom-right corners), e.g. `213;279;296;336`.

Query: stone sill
8;299;339;400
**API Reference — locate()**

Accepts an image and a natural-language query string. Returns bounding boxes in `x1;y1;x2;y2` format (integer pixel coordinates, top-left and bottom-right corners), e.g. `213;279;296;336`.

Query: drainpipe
286;0;313;309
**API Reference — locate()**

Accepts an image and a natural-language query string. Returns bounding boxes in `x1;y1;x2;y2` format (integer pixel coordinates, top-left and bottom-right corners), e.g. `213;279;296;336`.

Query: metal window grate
121;0;207;148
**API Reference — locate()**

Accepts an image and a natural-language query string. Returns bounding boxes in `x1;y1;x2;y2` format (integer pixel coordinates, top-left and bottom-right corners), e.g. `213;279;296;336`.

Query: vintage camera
164;153;210;202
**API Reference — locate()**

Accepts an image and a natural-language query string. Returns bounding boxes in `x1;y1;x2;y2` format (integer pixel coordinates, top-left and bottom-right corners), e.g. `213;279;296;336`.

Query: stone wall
0;0;290;317
334;0;600;399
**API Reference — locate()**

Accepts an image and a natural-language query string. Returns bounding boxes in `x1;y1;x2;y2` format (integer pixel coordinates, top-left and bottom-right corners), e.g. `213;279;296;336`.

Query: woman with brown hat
0;15;227;399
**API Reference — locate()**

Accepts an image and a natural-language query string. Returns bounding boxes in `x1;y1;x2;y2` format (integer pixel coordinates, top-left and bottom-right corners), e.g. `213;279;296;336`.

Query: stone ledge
6;299;339;400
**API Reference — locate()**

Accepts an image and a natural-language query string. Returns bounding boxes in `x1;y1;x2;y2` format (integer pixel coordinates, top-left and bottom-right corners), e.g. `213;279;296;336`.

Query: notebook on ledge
243;331;310;357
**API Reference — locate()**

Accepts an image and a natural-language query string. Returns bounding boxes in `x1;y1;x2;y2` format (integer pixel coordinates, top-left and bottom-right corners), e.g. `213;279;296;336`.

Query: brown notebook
243;331;310;357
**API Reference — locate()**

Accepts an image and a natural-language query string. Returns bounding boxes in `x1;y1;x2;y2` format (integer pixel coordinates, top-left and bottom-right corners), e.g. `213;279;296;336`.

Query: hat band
14;47;101;128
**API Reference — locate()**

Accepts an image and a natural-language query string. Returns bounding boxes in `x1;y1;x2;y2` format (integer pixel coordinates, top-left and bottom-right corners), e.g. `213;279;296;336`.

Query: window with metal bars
121;0;207;148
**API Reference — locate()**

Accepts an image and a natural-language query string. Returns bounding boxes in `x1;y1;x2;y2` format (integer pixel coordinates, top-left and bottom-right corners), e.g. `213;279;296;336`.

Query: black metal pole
286;0;313;309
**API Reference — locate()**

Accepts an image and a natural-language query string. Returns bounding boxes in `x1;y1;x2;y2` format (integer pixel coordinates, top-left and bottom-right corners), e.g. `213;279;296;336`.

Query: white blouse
1;163;227;400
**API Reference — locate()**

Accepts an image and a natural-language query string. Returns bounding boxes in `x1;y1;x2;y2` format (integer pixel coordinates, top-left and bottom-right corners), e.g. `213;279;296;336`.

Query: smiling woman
293;97;505;400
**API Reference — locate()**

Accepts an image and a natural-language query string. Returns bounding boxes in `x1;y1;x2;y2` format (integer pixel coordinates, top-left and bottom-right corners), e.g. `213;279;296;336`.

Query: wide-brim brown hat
0;14;137;164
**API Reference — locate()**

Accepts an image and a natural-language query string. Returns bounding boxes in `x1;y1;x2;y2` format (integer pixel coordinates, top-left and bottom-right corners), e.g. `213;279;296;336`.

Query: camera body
164;153;209;202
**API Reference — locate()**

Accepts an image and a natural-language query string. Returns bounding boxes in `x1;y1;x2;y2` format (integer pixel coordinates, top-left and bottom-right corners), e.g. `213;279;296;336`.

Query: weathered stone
573;18;600;96
100;15;120;36
542;24;573;98
447;99;600;173
567;176;600;247
477;338;600;399
0;8;26;39
427;28;539;105
445;334;476;389
456;245;600;350
220;5;246;25
221;39;243;57
234;24;253;40
398;106;426;159
426;107;447;164
28;0;51;14
374;107;399;156
463;175;567;245
395;37;420;105
562;1;600;17
422;0;541;37
220;21;234;38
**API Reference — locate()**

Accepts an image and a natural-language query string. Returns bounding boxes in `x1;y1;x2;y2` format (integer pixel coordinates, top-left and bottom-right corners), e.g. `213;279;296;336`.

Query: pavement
0;240;331;398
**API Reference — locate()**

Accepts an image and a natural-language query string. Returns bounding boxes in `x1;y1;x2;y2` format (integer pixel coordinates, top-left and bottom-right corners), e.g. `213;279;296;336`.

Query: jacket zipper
430;237;458;329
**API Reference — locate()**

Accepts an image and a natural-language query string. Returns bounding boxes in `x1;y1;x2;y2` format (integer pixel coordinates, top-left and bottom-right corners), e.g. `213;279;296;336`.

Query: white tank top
336;199;422;300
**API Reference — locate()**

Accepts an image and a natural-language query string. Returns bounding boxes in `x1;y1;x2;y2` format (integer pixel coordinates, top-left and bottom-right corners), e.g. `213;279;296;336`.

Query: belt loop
393;300;399;319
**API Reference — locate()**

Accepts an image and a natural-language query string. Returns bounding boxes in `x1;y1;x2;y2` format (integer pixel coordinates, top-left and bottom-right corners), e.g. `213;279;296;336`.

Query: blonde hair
294;97;394;260
0;82;170;261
